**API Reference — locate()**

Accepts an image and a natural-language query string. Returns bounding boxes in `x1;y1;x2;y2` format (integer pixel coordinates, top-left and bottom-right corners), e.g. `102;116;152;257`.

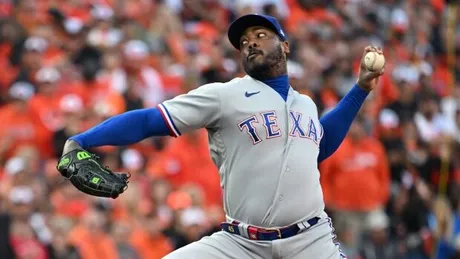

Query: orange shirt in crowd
28;94;62;158
148;129;222;207
285;0;343;34
129;227;173;259
50;191;90;219
68;224;119;259
64;79;111;107
319;88;339;110
0;43;12;88
320;137;390;212
0;104;40;160
0;43;19;92
42;46;67;67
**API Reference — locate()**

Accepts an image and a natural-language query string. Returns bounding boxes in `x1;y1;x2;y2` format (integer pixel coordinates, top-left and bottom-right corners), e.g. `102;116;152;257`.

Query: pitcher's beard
243;46;285;80
245;60;272;80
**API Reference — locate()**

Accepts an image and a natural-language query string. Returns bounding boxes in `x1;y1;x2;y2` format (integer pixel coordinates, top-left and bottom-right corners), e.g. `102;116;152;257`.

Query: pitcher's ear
282;41;290;54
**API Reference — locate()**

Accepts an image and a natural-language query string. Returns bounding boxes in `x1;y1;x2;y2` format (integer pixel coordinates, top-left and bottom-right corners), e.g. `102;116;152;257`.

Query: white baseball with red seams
364;51;385;72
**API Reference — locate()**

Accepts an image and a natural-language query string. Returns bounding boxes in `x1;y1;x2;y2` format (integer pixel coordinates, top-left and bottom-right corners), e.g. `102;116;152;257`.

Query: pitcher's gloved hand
56;141;130;199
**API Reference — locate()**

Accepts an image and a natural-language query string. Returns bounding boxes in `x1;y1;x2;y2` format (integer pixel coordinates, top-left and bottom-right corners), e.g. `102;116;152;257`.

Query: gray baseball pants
163;212;346;259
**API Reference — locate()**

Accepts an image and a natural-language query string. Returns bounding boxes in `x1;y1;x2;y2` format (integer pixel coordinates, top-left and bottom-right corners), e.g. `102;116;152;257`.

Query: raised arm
318;84;368;163
318;46;385;163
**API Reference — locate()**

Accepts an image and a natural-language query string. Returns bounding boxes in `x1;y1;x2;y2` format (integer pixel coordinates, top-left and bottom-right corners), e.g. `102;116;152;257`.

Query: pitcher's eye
241;40;248;46
257;33;266;38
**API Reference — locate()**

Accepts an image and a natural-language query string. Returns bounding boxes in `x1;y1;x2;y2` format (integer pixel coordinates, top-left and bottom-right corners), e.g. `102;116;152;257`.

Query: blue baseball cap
228;14;287;50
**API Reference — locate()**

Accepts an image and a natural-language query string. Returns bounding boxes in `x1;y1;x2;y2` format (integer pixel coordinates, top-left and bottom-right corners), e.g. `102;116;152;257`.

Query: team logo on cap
280;29;285;37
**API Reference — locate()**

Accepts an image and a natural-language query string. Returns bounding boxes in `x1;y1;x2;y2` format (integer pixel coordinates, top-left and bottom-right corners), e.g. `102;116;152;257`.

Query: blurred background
0;0;458;258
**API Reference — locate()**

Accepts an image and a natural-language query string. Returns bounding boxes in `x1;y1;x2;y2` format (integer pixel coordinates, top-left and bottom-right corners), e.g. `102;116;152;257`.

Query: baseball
364;51;385;72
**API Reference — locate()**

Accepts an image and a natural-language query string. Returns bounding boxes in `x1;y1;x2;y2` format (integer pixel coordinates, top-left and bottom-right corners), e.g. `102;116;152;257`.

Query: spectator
0;1;457;258
414;94;456;144
110;40;166;109
148;129;222;207
128;202;173;259
8;186;48;259
162;190;193;249
336;225;360;259
47;216;81;259
441;86;460;143
321;116;390;249
87;5;122;50
13;36;47;84
29;66;64;158
376;108;407;184
359;210;404;259
67;208;118;259
176;207;209;244
52;94;86;158
0;82;38;162
386;79;418;124
396;181;432;259
111;220;139;259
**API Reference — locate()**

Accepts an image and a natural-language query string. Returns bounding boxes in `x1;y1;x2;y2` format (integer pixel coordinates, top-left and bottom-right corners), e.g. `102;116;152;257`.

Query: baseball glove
56;149;130;199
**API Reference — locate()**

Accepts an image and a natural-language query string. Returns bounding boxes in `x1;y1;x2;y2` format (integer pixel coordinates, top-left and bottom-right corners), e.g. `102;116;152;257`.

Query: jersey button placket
278;90;291;204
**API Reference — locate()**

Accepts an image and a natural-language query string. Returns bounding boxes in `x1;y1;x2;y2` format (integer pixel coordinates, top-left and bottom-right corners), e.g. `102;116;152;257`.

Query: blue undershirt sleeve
70;107;171;149
318;84;369;163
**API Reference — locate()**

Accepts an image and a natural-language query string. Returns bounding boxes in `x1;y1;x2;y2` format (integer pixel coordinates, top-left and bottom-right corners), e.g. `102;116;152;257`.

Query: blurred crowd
0;0;459;258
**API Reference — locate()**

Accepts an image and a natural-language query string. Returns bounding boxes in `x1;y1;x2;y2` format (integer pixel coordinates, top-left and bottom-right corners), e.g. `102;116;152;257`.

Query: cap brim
228;14;281;50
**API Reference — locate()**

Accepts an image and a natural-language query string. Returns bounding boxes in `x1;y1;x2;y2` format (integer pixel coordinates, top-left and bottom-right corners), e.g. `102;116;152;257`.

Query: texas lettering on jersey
160;76;326;227
238;110;322;145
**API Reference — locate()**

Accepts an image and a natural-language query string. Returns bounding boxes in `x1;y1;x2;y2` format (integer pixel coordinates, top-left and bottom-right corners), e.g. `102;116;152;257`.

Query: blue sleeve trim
318;84;369;163
70;107;171;149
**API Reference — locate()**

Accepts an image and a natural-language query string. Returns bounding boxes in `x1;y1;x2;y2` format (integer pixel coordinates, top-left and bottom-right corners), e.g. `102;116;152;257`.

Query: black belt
221;217;320;241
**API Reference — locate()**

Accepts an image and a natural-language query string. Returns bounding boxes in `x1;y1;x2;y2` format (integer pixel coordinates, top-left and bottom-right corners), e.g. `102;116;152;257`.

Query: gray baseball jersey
158;75;325;228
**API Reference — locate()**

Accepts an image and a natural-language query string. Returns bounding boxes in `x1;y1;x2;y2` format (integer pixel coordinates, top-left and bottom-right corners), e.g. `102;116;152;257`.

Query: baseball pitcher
57;14;385;259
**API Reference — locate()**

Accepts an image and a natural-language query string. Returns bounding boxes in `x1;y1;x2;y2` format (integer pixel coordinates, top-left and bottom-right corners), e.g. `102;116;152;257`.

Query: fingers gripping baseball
357;46;386;91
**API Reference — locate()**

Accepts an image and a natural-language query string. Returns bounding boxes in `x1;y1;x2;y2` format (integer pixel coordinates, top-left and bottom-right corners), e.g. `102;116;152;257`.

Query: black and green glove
56;149;130;199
